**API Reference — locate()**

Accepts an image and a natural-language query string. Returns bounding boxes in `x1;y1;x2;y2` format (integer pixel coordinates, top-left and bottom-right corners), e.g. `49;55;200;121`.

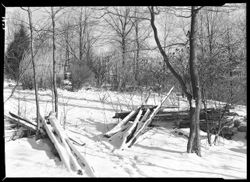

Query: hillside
4;80;247;178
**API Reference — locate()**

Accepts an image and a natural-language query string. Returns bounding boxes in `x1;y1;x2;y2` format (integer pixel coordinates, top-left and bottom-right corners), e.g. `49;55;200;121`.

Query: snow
4;80;247;178
5;137;79;177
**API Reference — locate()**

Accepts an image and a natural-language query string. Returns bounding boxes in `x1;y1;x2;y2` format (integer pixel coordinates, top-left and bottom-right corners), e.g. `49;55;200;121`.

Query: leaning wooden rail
44;112;83;174
105;86;175;150
44;112;96;176
6;111;96;177
125;86;175;149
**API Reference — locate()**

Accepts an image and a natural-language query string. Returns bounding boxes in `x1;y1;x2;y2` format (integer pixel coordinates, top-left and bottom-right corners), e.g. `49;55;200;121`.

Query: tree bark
186;6;202;156
51;7;58;118
79;8;83;62
134;17;140;83
64;24;70;76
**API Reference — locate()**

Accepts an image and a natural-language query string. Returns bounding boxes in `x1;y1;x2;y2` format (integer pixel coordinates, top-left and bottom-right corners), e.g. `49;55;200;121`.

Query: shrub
5;24;29;81
19;47;64;90
69;61;94;91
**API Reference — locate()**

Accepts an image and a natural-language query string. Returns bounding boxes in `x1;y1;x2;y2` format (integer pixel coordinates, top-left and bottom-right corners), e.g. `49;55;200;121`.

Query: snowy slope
5;137;80;177
4;81;247;178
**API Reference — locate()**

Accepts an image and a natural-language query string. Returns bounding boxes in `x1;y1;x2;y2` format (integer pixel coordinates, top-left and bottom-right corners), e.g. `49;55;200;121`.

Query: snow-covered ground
4;80;247;178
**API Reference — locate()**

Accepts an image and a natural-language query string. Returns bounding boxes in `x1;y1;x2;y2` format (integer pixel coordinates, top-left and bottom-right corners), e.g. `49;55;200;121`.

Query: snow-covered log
121;108;151;148
104;91;152;138
104;107;141;138
120;109;143;149
46;112;83;174
42;117;73;172
65;138;97;177
135;108;151;130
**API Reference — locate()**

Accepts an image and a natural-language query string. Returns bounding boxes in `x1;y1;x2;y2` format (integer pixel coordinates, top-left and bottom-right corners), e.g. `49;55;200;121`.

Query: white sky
4;5;245;54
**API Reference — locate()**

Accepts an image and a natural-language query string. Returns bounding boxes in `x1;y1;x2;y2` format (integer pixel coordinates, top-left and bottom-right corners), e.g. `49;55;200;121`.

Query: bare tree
131;7;151;85
21;7;43;134
133;7;140;83
102;7;135;90
149;6;202;156
77;7;89;62
61;21;71;76
50;7;63;118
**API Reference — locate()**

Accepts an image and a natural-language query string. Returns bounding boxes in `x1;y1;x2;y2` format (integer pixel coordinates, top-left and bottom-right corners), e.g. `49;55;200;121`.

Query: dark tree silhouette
5;23;29;81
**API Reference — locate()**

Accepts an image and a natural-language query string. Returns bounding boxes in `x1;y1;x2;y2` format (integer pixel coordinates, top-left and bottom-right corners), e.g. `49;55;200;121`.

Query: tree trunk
202;92;211;146
149;6;202;156
64;26;70;76
186;6;202;156
51;7;58;118
79;9;83;62
134;17;140;83
27;7;42;133
118;37;126;91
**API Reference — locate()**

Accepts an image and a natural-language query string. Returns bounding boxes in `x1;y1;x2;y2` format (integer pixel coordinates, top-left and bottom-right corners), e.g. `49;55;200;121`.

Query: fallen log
113;107;238;125
113;105;169;120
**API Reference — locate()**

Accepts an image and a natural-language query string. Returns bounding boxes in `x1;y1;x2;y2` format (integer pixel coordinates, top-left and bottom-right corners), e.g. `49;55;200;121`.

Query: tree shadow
135;143;185;155
229;147;246;155
80;118;116;135
13;96;117;112
144;161;241;179
26;137;61;165
12;91;138;112
76;118;119;148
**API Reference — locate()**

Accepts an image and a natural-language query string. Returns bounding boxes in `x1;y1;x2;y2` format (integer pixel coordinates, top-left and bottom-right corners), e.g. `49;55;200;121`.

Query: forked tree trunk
149;6;202;156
